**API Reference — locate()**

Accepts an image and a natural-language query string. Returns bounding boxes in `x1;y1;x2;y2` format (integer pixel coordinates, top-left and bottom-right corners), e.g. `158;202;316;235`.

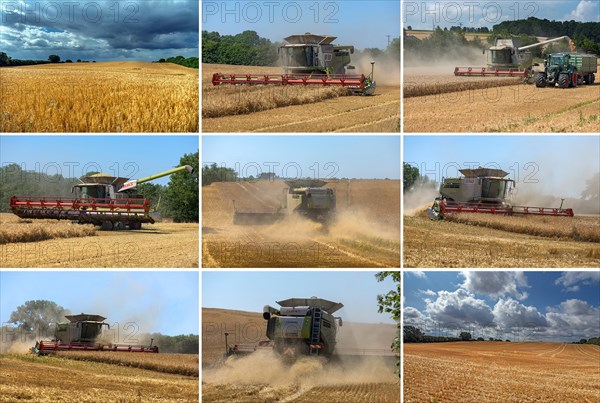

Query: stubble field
0;213;199;268
0;353;199;402
202;63;400;132
0;62;199;132
202;180;400;267
404;342;600;402
404;211;600;268
202;308;399;403
403;61;600;132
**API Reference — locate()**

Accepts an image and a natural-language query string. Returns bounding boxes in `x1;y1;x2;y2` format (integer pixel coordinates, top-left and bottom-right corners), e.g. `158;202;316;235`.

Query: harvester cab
11;165;193;230
283;180;336;222
427;167;574;220
263;297;343;358
32;313;159;355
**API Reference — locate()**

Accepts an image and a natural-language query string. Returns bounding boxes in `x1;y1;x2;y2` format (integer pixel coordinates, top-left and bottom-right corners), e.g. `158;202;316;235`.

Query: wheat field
0;62;199;132
0;213;96;244
0;353;198;402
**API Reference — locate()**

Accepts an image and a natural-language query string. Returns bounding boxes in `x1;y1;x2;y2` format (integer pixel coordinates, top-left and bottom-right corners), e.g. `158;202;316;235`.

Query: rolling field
405;342;600;402
404;60;600;132
0;62;199;132
202;63;400;132
0;213;199;268
0;353;198;402
202;308;399;403
404;212;600;268
202;180;400;267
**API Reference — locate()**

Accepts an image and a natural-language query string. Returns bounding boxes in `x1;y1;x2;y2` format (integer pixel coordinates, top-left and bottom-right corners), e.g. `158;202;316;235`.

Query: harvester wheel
534;73;546;88
113;222;125;231
101;221;114;231
558;73;569;89
130;222;142;230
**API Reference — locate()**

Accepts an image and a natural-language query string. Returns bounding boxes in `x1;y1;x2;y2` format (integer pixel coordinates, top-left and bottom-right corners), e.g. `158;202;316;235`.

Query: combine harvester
427;167;574;220
233;180;336;225
32;314;158;355
225;297;343;359
10;165;193;230
454;36;577;82
212;33;376;95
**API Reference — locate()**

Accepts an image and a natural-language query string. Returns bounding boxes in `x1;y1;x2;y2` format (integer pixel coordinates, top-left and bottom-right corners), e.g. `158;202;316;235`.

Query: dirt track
405;342;600;402
202;308;399;403
0;214;198;268
202;180;400;268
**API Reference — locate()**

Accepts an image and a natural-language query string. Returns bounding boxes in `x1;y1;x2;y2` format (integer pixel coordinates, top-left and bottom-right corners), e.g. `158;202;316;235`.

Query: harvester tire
558;73;569;89
130;222;142;230
535;73;546;88
101;221;114;231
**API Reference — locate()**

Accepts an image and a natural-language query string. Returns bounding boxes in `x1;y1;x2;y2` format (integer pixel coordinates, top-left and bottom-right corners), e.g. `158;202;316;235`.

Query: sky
0;271;199;336
202;135;401;180
0;0;199;61
403;0;600;30
202;0;401;49
202;271;398;324
403;135;600;198
404;271;600;342
0;135;198;185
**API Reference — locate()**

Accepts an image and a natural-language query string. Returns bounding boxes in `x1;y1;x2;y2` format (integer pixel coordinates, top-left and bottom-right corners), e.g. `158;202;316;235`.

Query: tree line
0;150;199;223
405;326;513;343
0;53;99;67
202;30;400;67
156;56;199;69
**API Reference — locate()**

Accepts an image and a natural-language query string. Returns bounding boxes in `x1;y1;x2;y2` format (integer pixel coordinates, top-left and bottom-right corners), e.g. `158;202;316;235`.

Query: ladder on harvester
309;308;322;355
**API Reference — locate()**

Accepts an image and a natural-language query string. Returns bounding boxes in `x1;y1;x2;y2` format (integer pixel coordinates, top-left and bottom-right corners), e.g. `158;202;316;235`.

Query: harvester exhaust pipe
150;338;154;348
224;332;229;353
371;61;375;82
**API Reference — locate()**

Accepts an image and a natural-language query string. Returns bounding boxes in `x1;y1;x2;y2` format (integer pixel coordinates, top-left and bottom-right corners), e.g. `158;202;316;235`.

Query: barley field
0;214;96;244
0;353;198;402
405;342;600;402
0;62;199;132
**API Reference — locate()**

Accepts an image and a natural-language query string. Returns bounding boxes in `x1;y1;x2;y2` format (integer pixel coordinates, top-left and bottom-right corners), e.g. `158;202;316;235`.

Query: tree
403;325;424;343
48;55;61;63
0;51;9;66
403;163;420;191
77;59;82;63
580;338;588;344
164;151;199;222
376;272;400;376
460;331;472;341
9;300;71;334
477;337;484;341
158;58;166;63
65;59;73;63
581;173;599;201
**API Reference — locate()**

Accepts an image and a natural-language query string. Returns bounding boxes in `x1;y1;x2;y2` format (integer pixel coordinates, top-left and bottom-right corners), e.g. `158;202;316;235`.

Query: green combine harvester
10;165;193;230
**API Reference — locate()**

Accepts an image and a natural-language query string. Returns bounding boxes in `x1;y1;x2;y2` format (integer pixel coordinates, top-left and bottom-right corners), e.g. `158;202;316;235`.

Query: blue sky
0;135;198;185
0;0;199;61
404;0;600;30
404;271;600;342
202;0;400;49
404;135;599;198
203;271;398;324
0;271;199;336
203;135;400;179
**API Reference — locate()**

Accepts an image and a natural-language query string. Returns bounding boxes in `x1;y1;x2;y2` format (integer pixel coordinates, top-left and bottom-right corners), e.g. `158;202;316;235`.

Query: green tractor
535;53;597;88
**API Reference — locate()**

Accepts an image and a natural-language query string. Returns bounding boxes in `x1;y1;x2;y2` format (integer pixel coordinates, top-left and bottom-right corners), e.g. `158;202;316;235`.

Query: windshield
283;47;311;67
491;50;511;64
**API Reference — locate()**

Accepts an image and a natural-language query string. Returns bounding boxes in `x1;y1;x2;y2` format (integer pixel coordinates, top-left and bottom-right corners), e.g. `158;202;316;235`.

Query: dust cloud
0;338;35;354
405;43;486;68
403;187;439;216
336;322;398;351
353;53;400;86
204;350;396;387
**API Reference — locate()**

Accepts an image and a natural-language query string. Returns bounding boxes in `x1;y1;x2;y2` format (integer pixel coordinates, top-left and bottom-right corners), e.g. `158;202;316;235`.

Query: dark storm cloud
1;0;198;60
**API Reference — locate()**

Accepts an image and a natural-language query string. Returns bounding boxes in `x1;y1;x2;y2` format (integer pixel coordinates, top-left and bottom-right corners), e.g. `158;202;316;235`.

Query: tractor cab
72;174;131;200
